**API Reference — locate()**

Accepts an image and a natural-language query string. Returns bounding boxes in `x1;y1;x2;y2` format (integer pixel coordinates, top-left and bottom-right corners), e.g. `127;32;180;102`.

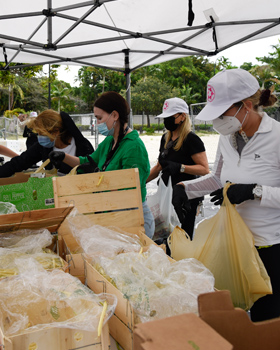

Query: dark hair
94;91;129;123
94;91;130;170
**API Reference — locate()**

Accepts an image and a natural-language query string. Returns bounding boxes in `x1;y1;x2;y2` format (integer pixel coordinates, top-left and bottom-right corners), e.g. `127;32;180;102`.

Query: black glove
210;183;255;205
172;184;191;224
77;156;100;174
49;151;65;168
159;159;181;177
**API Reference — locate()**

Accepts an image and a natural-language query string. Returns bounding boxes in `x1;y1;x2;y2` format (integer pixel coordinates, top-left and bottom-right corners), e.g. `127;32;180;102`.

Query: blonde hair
164;113;191;151
27;109;62;140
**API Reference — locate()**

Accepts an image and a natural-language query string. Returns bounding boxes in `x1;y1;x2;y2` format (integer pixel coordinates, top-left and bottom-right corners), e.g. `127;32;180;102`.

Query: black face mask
164;116;178;131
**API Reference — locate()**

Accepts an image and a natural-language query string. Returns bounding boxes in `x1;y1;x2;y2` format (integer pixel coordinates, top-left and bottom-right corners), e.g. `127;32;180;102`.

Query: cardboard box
198;290;280;350
133;313;233;350
0;319;110;350
0;176;55;211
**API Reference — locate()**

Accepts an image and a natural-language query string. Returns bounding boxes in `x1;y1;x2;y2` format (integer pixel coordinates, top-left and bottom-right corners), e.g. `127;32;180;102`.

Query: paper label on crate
45;198;55;206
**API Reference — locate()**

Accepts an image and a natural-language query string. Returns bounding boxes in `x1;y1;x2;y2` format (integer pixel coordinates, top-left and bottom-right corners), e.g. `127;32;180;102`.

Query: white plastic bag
147;176;180;240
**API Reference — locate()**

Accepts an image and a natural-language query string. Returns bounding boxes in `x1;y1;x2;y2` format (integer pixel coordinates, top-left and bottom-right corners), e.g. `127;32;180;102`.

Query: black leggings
250;244;280;322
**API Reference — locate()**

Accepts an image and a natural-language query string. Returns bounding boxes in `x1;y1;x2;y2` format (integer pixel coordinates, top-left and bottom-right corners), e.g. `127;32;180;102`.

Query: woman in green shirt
49;91;155;239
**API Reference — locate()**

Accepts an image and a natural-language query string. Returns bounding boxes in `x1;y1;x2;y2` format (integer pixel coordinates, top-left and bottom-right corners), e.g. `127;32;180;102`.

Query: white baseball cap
196;69;260;121
30;111;38;117
156;97;189;118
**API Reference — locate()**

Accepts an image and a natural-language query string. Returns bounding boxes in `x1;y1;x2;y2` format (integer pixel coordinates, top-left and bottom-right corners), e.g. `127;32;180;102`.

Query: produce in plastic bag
0;228;53;252
0;229;63;278
168;183;272;310
0;201;18;215
147;177;180;240
0;263;117;337
0;249;67;278
67;209;142;257
93;244;214;322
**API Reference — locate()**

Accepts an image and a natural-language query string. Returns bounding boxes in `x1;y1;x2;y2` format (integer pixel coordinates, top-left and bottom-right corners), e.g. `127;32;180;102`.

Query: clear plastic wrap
0;201;18;215
0;228;53;253
94;245;215;323
0;229;62;278
0;249;67;278
67;208;142;258
0;265;117;337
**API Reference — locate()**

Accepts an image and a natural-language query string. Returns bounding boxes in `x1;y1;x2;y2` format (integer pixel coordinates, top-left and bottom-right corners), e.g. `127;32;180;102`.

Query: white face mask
213;104;244;136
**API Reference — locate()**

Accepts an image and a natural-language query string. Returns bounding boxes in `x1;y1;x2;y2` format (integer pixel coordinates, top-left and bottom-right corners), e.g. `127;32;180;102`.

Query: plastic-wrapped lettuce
0;265;117;337
94;244;215;323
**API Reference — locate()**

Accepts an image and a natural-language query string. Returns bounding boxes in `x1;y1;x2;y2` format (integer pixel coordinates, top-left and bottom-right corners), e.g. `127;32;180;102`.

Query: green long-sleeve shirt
79;130;150;201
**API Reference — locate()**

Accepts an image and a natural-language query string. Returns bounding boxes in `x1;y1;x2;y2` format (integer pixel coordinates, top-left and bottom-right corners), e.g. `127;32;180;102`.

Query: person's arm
146;161;162;183
0;144;43;178
0;145;19;158
63;153;81;167
180;151;209;176
179;143;223;199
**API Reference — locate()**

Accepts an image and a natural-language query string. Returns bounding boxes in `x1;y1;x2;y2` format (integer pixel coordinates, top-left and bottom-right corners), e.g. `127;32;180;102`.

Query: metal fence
0;116;19;140
69;114;99;149
0;114;100;149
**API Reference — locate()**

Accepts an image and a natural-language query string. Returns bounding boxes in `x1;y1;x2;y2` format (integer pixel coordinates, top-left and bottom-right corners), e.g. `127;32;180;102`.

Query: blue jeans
142;200;155;239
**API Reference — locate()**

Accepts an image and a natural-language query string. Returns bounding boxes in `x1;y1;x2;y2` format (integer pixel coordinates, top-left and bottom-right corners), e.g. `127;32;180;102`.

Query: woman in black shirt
147;97;209;239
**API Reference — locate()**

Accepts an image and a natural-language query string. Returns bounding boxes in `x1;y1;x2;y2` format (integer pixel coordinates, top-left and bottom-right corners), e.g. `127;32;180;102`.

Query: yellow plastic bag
168;183;272;310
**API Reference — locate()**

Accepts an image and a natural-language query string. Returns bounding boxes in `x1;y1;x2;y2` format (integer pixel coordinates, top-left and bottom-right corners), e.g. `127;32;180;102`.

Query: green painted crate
0;176;55;212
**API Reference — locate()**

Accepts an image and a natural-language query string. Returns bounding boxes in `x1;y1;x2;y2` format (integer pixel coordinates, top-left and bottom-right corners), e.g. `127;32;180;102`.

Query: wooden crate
0;320;110;350
52;169;158;349
0;206;74;233
53;168;146;279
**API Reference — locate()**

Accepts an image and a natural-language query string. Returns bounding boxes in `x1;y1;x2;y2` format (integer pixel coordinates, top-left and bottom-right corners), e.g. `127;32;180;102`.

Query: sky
56;35;280;86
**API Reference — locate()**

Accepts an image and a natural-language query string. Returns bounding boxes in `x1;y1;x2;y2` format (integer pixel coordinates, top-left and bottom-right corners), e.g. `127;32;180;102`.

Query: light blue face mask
37;135;55;148
97;113;115;136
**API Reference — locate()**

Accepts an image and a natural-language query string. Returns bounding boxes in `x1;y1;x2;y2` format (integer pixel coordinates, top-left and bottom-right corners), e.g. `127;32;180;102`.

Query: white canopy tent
1;0;280;107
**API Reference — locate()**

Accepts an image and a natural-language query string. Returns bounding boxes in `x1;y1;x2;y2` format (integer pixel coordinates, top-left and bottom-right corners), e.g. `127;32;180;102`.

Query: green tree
51;84;70;112
125;77;180;127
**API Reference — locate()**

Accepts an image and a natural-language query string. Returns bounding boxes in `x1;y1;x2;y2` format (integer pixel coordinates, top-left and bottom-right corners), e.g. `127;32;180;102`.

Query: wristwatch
253;185;262;199
180;164;185;173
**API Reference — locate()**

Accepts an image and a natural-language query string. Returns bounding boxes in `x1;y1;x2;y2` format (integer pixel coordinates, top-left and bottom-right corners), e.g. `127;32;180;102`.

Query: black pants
250;244;280;322
181;197;202;240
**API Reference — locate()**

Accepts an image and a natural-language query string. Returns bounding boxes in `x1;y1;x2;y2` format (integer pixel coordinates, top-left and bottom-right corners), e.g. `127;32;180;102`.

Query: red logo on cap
163;101;169;110
207;85;215;102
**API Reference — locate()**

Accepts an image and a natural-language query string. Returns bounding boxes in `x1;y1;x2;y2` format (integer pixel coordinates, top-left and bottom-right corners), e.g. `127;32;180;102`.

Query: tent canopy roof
1;0;280;73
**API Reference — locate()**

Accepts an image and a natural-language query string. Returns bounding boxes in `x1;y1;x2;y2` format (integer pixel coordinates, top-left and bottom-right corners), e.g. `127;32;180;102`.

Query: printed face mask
97;113;115;136
37;135;55;148
164;116;179;131
212;105;243;136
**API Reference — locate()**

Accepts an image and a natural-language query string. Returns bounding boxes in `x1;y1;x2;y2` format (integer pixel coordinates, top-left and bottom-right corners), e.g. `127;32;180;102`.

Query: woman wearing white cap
146;97;209;240
172;68;279;322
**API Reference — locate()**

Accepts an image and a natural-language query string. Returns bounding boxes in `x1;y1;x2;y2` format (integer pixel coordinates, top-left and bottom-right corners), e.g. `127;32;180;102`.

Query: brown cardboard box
133;313;233;350
198;290;280;350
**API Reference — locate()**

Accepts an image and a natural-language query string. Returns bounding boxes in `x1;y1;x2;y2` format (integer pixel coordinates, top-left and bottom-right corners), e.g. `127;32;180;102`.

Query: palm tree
51;86;70;112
